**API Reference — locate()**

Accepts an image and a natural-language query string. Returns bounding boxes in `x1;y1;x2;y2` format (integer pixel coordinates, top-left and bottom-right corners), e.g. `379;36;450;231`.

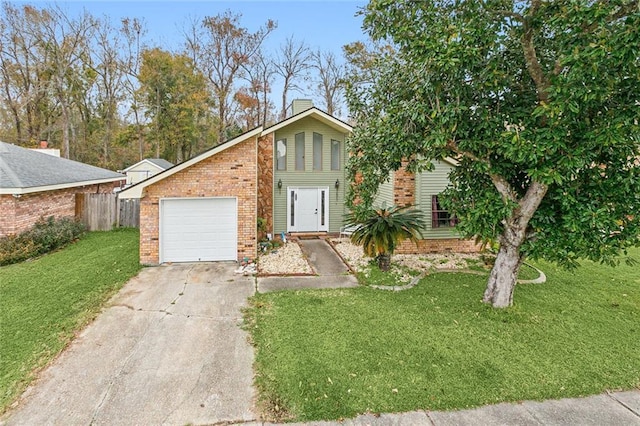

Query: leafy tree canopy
345;0;640;306
138;48;210;163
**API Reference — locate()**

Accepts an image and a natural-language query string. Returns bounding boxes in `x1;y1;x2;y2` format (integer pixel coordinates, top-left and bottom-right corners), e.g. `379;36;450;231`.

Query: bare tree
0;3;53;145
274;35;310;119
312;49;345;116
86;16;129;166
184;10;275;143
121;17;147;161
239;48;275;128
37;5;96;158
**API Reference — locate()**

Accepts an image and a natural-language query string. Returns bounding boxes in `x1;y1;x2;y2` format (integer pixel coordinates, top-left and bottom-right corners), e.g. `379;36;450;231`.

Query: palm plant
346;205;425;271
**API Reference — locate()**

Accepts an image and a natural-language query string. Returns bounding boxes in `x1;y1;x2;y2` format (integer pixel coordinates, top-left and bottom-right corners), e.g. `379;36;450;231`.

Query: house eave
262;108;353;135
118;126;264;199
0;176;125;195
121;159;163;173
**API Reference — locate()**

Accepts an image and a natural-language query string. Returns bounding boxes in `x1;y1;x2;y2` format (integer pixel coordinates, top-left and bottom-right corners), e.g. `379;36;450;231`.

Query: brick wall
394;162;416;206
0;182;121;238
0;196;16;237
139;136;258;265
396;238;481;254
257;133;274;237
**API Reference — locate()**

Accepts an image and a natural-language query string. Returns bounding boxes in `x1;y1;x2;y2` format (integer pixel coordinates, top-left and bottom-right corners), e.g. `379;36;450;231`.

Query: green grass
0;229;141;413
355;261;420;287
245;248;640;421
518;263;541;280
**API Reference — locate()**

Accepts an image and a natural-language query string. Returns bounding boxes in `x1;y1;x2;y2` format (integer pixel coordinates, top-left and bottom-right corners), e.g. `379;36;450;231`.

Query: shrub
0;216;86;266
345;205;425;271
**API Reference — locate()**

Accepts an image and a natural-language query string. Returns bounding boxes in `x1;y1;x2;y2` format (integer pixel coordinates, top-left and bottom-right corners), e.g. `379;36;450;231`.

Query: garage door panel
161;198;237;262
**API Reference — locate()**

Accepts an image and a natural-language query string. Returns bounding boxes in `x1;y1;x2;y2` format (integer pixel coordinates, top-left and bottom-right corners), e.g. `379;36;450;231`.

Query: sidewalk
240;390;640;425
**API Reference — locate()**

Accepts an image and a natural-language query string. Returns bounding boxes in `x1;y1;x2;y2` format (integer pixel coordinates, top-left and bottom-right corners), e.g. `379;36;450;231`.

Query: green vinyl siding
416;160;460;239
373;172;394;208
273;116;348;234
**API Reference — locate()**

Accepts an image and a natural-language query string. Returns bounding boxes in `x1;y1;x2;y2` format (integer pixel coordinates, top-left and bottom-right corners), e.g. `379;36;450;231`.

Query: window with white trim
313;132;323;171
331;140;340;170
295;132;305;171
276;139;286;170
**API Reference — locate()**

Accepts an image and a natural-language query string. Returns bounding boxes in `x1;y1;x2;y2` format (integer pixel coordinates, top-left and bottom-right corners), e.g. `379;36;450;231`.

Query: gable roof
122;158;174;173
0;141;125;195
119;126;264;199
147;158;174;169
263;107;353;135
119;108;353;199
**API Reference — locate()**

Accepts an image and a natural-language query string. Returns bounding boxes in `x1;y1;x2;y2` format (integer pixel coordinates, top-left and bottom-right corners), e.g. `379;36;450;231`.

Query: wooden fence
119;197;140;228
75;193;140;231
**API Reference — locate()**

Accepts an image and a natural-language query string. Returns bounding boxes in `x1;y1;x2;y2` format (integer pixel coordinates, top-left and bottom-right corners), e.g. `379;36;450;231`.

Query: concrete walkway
299;239;350;276
257;239;358;293
2;263;256;426
241;390;640;425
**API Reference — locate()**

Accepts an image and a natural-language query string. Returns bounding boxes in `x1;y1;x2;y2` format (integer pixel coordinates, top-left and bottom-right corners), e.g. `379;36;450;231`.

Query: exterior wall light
334;179;340;189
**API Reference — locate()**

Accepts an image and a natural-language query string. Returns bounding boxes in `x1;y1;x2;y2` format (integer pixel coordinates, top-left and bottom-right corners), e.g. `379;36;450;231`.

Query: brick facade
396;237;481;254
0;182;121;237
394;162;416;206
257;133;274;237
138;135;258;265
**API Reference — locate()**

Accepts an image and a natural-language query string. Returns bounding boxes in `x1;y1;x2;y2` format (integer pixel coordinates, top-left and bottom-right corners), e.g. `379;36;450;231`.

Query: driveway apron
3;263;256;426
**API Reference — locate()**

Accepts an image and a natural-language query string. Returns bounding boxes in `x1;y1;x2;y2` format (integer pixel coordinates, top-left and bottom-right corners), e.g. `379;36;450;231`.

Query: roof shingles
0;141;124;192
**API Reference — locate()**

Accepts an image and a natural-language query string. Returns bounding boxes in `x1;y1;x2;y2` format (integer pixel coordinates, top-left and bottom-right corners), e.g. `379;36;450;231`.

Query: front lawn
0;229;141;413
245;248;640;421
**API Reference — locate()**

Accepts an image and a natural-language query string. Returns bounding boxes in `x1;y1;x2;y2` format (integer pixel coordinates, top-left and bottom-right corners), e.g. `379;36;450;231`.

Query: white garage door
160;198;237;262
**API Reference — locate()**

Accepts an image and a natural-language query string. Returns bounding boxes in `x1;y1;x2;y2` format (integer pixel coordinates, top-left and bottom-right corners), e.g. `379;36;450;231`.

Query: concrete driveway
3;263;256;426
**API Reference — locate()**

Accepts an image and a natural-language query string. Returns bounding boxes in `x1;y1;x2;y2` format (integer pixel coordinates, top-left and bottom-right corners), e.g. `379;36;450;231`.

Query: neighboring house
119;100;476;265
121;158;173;186
0;141;125;237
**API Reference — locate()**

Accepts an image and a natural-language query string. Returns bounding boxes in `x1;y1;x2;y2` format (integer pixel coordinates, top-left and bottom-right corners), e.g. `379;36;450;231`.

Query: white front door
287;187;329;232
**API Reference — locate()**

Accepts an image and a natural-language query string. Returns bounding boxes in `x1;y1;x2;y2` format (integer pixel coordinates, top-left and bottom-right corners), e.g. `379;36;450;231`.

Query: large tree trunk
479;178;548;308
483;241;525;308
61;103;70;159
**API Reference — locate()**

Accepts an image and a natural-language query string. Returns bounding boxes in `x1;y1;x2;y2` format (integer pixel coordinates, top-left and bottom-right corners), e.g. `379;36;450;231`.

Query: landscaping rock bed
257;238;490;279
331;238;487;274
258;241;313;275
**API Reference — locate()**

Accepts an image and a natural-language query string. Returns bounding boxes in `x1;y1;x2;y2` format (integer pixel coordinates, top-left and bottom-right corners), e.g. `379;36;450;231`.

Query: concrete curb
517;262;547;284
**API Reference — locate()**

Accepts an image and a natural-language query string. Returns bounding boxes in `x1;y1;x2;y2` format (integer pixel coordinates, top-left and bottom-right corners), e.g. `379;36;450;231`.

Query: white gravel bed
331;238;370;270
258;241;313;275
331;238;486;273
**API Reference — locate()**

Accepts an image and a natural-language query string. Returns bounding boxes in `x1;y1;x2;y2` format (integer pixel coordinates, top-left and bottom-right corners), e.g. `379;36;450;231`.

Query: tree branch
446;139;518;203
518;180;549;224
489;9;524;23
521;0;550;104
582;1;639;33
